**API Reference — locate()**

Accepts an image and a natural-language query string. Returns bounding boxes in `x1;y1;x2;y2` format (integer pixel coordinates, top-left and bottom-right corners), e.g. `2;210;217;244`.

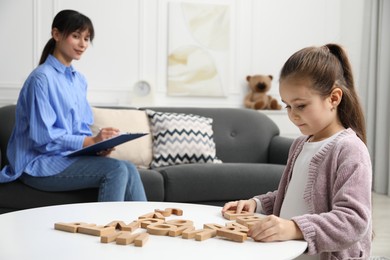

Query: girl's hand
221;199;257;214
248;215;303;242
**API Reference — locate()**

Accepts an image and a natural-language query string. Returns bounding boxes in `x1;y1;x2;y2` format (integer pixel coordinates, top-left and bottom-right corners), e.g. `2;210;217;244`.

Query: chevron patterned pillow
146;109;222;168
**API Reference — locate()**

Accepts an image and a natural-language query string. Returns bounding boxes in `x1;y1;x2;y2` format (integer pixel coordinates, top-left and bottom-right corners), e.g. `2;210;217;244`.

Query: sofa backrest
0;105;281;167
0;105;16;167
141;107;280;164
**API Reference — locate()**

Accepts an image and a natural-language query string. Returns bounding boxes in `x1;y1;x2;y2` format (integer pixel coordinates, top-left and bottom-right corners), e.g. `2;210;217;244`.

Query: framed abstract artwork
166;2;234;97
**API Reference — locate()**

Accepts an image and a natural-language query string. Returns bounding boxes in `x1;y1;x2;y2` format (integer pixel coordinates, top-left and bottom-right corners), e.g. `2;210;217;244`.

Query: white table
0;202;307;260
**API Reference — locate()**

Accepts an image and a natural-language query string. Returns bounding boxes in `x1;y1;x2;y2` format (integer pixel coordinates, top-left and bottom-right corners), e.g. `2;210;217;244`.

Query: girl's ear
330;87;343;108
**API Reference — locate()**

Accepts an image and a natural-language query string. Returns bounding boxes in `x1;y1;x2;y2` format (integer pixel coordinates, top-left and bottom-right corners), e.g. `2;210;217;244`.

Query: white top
280;133;340;260
0;202;307;260
280;140;325;219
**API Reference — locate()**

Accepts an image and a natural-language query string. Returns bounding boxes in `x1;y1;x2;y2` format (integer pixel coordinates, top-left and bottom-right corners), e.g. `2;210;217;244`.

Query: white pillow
91;107;153;168
145;109;222;168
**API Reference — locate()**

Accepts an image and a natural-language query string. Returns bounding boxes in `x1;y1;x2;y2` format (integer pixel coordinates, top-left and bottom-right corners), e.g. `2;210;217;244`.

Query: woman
0;10;147;202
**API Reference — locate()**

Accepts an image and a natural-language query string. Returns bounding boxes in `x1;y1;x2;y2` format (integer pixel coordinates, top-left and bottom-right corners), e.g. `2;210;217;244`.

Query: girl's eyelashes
284;104;306;110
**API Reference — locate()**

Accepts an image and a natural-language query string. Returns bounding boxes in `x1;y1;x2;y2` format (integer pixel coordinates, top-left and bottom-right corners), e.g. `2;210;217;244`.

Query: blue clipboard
66;133;148;157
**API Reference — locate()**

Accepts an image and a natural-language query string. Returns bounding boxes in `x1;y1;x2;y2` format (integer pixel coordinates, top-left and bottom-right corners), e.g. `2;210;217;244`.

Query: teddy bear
244;74;282;110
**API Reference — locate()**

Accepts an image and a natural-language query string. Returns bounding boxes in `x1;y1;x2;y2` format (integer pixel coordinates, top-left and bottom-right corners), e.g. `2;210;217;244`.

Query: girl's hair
39;10;94;65
279;43;366;144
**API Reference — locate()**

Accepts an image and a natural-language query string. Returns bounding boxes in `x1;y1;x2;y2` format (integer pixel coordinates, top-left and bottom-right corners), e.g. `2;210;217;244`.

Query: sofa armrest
268;136;294;165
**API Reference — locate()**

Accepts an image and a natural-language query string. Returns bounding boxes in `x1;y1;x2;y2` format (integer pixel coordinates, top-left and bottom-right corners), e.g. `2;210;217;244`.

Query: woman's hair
279;43;366;144
39;10;94;65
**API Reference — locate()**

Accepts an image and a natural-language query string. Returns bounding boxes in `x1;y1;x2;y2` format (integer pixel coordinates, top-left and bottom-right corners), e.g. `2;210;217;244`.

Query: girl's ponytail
326;44;367;144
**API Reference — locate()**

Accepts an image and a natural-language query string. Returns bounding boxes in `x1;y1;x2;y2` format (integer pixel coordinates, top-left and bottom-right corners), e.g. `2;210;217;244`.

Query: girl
222;44;372;259
0;10;147;202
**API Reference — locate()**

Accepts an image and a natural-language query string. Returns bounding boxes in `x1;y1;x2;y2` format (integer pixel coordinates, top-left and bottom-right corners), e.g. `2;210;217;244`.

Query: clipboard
66;133;148;157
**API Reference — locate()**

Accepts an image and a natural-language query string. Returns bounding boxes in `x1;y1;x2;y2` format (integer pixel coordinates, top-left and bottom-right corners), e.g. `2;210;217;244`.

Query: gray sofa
0;105;293;214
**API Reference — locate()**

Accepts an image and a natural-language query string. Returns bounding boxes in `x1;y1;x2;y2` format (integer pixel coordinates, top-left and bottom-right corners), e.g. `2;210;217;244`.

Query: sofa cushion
91;107;153;168
0;169;165;214
145;109;222;168
141;107;280;164
158;163;285;203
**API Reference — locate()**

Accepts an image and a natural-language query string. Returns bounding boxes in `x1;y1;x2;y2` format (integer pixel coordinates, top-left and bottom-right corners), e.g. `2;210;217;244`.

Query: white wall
0;0;366;108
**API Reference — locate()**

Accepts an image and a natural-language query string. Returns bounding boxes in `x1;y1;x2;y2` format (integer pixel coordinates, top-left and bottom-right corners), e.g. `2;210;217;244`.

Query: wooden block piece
105;220;140;232
152;212;166;220
195;229;217;241
134;233;149;247
165;208;183;216
78;225;115;236
138;212;155;219
226;222;249;233
236;215;263;227
54;222;94;233
138;218;164;228
154;209;172;217
139;212;166;220
169;225;195;237
182;229;205;239
203;223;224;230
101;231;125;243
147;223;177;236
246;221;260;229
165;219;193;227
116;232;138;245
223;210;254;220
217;228;247;242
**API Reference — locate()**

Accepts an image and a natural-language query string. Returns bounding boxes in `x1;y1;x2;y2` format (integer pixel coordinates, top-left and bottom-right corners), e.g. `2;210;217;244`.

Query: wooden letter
78;225;115;236
203;223;224;230
169;225;195;237
223;210;254;220
152;212;166;220
134;233;149;247
147;223;177;236
54;222;94;233
138;212;155;219
165;219;193;227
116;232;138;245
138;218;164;228
105;220;139;232
236;215;263;227
154;209;172;217
195;229;217;241
165;208;183;216
101;231;126;243
182;229;206;239
217;227;247;242
226;222;249;233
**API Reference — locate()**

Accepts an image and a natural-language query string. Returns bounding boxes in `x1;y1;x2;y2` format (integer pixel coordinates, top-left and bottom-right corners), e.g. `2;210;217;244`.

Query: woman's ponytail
39;38;56;65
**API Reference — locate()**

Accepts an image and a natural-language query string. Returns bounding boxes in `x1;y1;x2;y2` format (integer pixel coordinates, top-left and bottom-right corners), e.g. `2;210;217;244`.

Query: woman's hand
248;215;303;242
94;127;120;143
82;127;120;156
96;148;115;157
222;199;257;214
